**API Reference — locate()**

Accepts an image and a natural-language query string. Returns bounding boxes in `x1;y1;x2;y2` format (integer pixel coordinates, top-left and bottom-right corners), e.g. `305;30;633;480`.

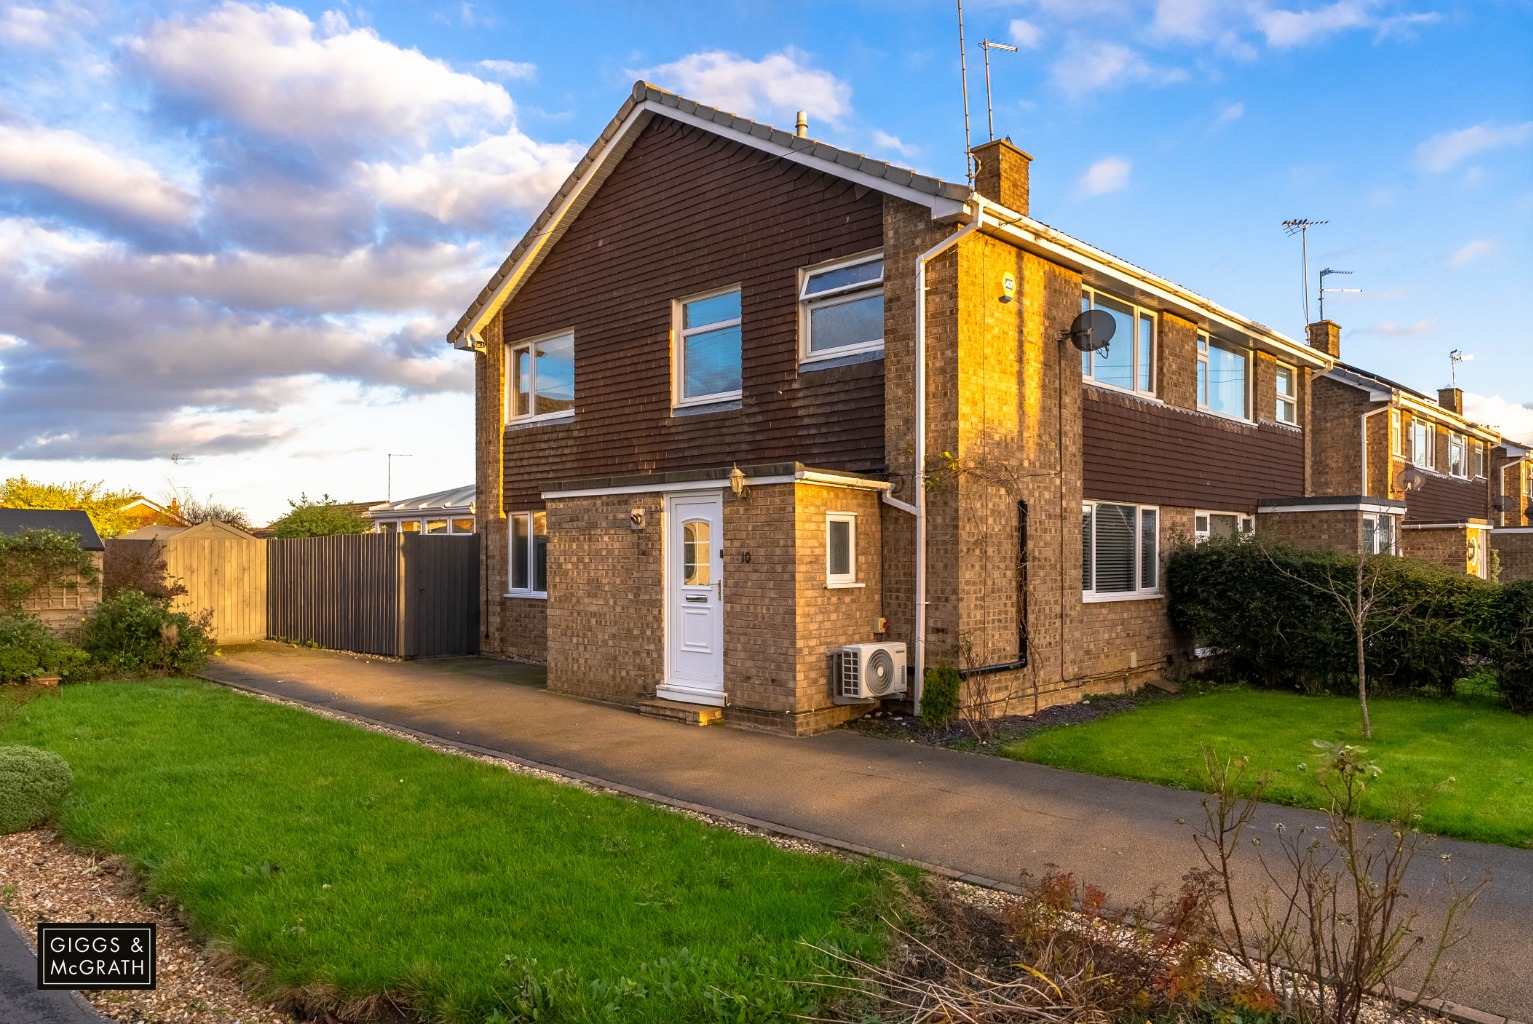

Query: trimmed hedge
1167;539;1497;698
1494;579;1533;715
0;745;73;834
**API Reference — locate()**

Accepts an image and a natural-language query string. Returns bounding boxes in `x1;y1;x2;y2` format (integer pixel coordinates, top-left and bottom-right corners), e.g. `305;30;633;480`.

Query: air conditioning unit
833;642;908;703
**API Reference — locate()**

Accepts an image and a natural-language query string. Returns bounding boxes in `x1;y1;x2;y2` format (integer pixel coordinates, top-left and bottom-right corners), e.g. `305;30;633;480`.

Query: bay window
1080;288;1154;395
1082;501;1159;599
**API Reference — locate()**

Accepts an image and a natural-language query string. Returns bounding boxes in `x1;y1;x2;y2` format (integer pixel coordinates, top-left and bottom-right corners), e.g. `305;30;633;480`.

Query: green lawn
1;681;904;1023
1004;687;1533;849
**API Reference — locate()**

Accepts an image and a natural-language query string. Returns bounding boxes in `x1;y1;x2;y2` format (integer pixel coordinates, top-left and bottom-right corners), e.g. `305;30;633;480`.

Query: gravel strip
0;828;289;1024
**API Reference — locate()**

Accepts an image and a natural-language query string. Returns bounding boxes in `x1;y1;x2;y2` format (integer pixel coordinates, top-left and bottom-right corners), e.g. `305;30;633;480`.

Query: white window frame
1391;409;1403;456
1410;418;1435;471
1449;432;1467;478
1196;331;1252;421
1471;439;1485;479
1275;363;1298;424
1081;501;1161;602
1194;511;1253;544
1362;512;1398;556
506;511;548;598
504;330;576;424
799;251;884;364
825;512;862;588
1080;287;1156;396
673;286;743;408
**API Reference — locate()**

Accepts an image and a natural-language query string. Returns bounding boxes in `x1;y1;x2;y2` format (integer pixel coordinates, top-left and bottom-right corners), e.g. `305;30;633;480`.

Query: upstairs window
800;253;884;362
1391;410;1403;456
1081;288;1154;395
1471;439;1485;478
1449;432;1467;478
506;332;575;422
1197;333;1250;419
1082;501;1159;599
675;288;743;406
1410;419;1435;470
1275;364;1298;424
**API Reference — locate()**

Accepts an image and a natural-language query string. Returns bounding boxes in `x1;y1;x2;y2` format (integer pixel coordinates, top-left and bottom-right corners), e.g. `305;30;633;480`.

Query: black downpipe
959;499;1030;678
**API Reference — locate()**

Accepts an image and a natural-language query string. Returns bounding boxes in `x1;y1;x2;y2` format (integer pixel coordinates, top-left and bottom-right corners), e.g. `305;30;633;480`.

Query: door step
639;698;723;727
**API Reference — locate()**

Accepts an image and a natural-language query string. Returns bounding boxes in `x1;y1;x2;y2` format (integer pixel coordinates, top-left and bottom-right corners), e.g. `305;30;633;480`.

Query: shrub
1167;537;1496;697
1493;579;1533;715
0;614;90;682
79;590;216;676
0;745;73;834
103;541;187;603
920;663;961;729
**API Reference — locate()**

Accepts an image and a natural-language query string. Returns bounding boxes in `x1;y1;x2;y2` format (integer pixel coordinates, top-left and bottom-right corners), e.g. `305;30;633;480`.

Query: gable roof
1323;361;1500;441
447;81;971;349
0;509;105;551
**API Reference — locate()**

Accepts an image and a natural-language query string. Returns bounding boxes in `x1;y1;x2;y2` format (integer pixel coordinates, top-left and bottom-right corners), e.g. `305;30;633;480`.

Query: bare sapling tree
1263;544;1417;740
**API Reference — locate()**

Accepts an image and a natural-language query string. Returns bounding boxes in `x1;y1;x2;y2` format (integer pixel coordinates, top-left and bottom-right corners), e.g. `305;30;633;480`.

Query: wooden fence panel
164;535;267;643
268;534;404;656
404;534;480;657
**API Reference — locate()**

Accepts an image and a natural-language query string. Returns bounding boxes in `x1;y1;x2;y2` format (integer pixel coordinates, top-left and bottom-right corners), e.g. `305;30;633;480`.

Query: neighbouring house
1491;438;1533;580
369;485;476;535
119;496;187;533
1273;330;1501;578
0;508;104;632
448;82;1341;734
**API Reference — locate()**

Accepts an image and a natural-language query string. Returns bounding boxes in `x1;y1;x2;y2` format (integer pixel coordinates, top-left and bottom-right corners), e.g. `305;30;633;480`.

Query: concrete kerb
197;672;1519;1024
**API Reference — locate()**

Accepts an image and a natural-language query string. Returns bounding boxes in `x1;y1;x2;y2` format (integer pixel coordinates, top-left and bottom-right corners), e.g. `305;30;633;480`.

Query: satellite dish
1064;309;1116;353
1492;496;1513;513
1395;466;1426;493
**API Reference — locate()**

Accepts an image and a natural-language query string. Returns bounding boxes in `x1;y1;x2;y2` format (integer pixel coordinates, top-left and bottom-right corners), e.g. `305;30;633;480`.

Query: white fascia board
1394;390;1501;444
795;469;891;492
981;212;1330;370
544;468;888;500
1493;527;1533;534
1402;522;1490;531
1258;501;1403;515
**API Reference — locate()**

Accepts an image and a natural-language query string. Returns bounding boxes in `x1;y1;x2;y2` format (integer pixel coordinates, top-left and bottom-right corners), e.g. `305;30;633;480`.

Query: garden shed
120;520;267;643
0;508;105;633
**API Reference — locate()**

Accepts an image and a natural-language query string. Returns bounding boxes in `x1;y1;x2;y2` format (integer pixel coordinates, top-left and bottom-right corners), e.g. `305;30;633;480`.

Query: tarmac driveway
201;642;1532;1021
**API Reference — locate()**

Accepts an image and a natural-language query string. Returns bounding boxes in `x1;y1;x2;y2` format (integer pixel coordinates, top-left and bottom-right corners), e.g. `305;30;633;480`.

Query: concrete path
0;912;110;1024
202;643;1533;1021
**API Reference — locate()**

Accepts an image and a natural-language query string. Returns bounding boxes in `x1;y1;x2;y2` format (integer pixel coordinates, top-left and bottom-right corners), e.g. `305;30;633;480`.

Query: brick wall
1257;509;1365;553
1157;312;1198;410
1310;376;1380;497
1400;525;1483;576
1492;530;1533;582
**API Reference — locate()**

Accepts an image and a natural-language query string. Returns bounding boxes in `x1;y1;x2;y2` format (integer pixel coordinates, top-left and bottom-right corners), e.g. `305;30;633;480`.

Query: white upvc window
800;253;884;362
1410;418;1435;470
1362;513;1397;556
1449;432;1467;478
1391;409;1404;456
1082;501;1159;600
507;511;548;597
1080;287;1155;395
1275;363;1298;424
506;331;575;423
1194;511;1253;543
826;512;861;588
674;287;743;406
1471;439;1485;479
1197;332;1251;420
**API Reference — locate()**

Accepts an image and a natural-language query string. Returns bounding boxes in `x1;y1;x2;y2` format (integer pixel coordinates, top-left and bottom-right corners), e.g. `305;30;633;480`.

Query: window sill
671;398;742;418
506;412;574;431
801;345;884;370
826;581;865;589
1082;591;1164;604
1195;405;1254;425
1082;379;1160;403
504;591;548;600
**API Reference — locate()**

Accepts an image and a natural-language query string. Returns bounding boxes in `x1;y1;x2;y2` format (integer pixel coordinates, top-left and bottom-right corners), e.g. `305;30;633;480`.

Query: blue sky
1;0;1529;521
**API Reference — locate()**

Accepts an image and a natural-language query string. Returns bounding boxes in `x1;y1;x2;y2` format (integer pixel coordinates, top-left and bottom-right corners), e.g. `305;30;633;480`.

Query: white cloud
1211;101;1244;131
1375;11;1440;39
1152;0;1223;41
366;131;583;229
1464;394;1533;445
478;59;536;80
0;5;55;47
0;124;195;226
1078;156;1131;196
1051;41;1185;98
637;48;852;129
1256;1;1378;48
1358;317;1435;336
1445;239;1496;267
1008;18;1043;48
1414;121;1533;173
130;2;513;148
870;130;918;159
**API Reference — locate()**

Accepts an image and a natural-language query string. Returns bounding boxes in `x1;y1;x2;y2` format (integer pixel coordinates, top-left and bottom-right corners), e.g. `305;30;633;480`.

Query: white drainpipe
912;195;984;716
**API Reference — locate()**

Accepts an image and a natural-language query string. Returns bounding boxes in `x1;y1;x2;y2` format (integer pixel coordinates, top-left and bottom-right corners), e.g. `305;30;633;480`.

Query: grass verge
2;680;907;1023
1003;686;1533;848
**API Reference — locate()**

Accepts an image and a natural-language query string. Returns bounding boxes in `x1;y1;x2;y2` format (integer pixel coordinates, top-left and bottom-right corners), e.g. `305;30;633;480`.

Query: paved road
202;642;1533;1021
0;912;109;1024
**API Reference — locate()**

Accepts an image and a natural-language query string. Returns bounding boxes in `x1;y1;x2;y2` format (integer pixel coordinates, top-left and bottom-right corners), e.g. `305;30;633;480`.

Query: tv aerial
1283;218;1327;326
169;453;196;464
1450;349;1473;387
1063;309;1116;354
1318;268;1359;321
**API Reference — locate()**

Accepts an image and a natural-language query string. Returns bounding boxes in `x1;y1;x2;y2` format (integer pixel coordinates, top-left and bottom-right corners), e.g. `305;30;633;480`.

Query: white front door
661;492;725;704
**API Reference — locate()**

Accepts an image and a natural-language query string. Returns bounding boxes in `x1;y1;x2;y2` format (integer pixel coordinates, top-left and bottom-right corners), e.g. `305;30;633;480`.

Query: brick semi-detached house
448;82;1509;734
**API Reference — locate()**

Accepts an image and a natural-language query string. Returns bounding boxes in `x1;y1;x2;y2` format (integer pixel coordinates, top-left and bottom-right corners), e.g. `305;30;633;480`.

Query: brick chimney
1437;387;1463;415
1307;320;1341;359
970;137;1032;215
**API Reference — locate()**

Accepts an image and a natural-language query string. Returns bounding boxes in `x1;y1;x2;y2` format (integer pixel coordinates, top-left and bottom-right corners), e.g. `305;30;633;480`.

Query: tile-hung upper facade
448;82;1341;734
